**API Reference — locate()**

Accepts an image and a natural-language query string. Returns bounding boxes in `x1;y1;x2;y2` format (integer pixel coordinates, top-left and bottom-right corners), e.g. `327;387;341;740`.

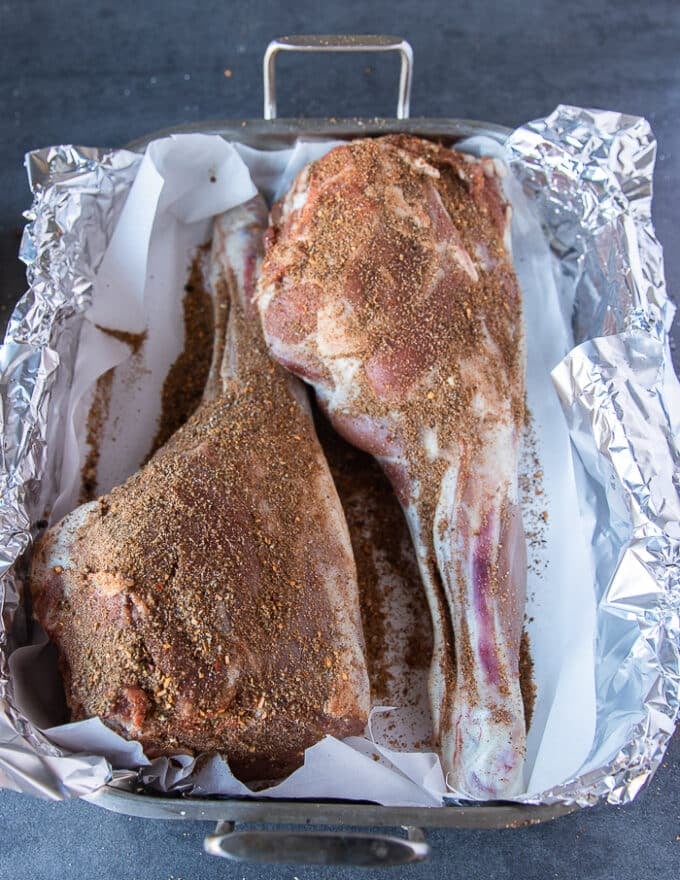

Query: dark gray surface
0;738;678;879
0;0;679;876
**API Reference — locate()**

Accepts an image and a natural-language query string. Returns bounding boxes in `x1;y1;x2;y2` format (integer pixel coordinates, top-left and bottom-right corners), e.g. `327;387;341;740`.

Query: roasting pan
80;35;579;867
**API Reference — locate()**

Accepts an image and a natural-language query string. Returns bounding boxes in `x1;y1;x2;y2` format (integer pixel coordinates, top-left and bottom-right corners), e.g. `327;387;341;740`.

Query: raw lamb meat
29;196;370;782
256;136;527;798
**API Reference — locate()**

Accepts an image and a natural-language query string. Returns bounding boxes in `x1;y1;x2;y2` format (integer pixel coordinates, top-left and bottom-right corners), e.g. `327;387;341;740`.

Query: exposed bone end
442;702;525;799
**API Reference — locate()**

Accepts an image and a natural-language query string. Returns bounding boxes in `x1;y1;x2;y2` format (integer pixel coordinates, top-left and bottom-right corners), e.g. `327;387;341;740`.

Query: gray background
0;0;678;877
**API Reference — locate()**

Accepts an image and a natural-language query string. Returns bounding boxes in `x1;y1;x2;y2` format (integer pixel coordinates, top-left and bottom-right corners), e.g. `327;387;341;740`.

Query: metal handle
263;34;413;120
204;821;429;867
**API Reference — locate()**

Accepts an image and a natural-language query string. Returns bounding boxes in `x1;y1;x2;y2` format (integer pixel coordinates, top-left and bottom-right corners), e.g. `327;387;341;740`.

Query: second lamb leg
257;135;528;798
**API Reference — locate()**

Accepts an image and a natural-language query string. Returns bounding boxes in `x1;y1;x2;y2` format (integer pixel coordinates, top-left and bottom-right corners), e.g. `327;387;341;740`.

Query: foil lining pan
0;106;678;806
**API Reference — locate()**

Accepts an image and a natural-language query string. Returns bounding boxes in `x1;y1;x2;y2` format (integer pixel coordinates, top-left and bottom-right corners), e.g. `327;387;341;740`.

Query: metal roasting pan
86;35;580;867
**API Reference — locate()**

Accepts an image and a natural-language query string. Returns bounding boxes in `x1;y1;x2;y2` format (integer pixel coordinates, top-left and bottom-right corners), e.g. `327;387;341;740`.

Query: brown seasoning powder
80;368;115;503
149;251;214;454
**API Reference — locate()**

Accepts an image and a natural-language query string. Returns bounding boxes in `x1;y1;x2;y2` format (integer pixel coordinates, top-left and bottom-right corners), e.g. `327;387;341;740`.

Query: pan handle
204;821;429;867
263;35;413;120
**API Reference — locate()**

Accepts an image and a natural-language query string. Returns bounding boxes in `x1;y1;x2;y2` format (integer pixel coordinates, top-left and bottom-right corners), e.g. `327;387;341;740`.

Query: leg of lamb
256;136;527;798
29;196;370;782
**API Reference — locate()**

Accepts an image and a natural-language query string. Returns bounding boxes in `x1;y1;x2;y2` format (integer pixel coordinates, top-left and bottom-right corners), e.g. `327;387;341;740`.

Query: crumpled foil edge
507;105;679;807
0;146;140;797
0;107;678;806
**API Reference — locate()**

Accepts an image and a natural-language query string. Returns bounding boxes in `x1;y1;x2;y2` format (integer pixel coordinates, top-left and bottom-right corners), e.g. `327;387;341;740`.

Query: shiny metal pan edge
125;116;511;154
90;780;579;827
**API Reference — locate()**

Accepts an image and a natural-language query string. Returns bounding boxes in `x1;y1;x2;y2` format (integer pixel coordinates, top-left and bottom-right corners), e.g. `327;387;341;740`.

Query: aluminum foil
506;106;680;806
0;105;678;806
0;147;140;796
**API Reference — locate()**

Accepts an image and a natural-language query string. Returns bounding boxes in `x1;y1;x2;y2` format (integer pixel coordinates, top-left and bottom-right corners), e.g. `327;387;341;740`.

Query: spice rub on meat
257;136;527;798
29;197;370;782
315;411;433;739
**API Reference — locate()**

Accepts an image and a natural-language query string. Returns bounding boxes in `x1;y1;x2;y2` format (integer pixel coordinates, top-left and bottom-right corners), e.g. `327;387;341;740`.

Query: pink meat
256;135;527;798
